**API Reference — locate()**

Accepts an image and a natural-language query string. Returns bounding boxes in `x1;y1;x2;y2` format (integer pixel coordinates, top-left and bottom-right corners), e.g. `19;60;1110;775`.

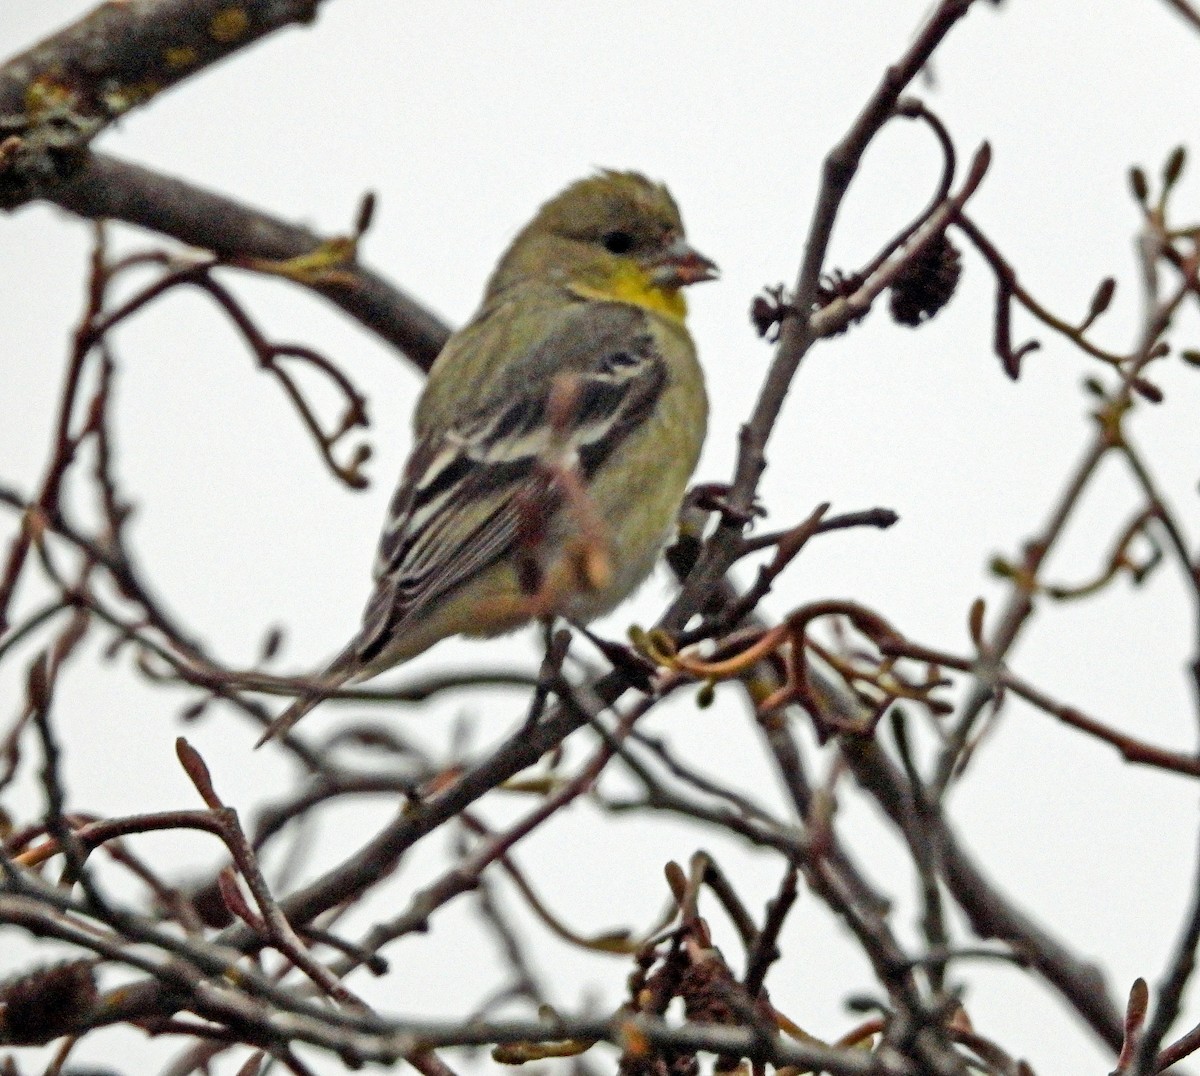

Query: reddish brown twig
175;738;368;1010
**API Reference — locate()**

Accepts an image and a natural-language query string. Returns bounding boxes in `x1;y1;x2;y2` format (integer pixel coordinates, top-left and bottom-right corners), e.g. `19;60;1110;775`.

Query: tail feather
255;657;357;748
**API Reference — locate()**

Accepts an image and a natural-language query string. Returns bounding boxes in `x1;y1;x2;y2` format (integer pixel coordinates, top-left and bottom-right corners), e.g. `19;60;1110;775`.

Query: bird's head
486;170;717;321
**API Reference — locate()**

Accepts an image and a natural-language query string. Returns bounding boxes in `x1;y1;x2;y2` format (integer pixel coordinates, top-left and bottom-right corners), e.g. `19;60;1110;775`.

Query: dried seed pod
888;232;962;327
0;960;97;1043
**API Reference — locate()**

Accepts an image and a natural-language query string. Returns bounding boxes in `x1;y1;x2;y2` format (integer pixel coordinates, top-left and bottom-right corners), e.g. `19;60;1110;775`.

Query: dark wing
355;303;667;664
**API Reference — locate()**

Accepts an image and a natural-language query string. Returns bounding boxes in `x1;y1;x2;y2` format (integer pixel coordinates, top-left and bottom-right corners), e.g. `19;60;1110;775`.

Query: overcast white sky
4;3;1200;1074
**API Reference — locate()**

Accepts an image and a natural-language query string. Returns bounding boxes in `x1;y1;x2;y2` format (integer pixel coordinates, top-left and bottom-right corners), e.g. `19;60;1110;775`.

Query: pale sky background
4;3;1200;1074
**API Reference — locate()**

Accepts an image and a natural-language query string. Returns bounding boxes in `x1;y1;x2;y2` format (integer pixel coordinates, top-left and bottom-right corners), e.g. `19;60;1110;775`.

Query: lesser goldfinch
260;171;715;744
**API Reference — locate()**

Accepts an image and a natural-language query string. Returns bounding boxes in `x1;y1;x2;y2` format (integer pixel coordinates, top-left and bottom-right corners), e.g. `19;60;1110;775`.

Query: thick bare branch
46;154;451;371
0;0;326;204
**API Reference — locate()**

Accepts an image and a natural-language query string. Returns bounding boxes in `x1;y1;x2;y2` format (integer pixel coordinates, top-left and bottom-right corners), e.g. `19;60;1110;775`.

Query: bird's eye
602;230;634;255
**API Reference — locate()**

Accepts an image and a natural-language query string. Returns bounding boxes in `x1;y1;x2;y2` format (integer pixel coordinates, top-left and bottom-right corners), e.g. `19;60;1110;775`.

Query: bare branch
47;154;451;370
0;0;327;207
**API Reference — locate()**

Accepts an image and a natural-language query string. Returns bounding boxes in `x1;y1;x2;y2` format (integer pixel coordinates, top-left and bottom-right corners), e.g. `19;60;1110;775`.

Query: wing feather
355;302;667;663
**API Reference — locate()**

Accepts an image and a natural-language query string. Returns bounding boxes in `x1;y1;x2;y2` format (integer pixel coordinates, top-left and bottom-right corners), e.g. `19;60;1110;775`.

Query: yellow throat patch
568;261;688;323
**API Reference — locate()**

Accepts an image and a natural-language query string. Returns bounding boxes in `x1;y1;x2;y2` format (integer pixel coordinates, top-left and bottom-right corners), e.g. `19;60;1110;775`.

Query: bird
258;170;716;745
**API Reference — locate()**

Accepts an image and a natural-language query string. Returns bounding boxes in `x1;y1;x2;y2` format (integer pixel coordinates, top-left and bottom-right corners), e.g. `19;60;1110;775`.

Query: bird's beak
650;237;719;288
